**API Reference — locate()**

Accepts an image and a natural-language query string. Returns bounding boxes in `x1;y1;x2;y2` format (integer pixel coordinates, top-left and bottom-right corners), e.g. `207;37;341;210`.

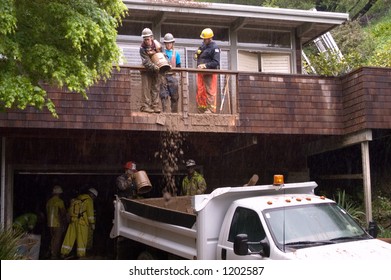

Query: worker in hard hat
116;161;138;198
61;187;98;259
160;33;181;113
13;212;41;259
194;28;220;114
46;185;67;259
13;212;38;233
139;27;163;114
181;159;207;196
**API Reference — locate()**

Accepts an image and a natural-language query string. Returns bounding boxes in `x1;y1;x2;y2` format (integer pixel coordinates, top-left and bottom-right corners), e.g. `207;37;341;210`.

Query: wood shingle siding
1;67;390;137
237;72;343;135
342;67;391;133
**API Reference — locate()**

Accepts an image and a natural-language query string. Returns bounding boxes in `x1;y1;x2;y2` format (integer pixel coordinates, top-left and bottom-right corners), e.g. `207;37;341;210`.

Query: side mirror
234;234;249;255
234;234;271;257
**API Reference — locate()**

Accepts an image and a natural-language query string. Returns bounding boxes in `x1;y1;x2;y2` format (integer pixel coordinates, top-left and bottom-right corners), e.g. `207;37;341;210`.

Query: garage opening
13;170;184;259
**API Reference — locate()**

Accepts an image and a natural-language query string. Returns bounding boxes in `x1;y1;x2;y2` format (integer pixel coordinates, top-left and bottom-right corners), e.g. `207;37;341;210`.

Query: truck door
217;207;268;260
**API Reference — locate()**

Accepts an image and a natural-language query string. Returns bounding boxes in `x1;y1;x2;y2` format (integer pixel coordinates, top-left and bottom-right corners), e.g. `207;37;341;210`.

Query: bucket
134;170;152;194
151;52;171;74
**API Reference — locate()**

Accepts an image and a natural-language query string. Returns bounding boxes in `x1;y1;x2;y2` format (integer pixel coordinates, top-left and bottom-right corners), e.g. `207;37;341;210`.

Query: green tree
0;0;127;117
367;19;391;67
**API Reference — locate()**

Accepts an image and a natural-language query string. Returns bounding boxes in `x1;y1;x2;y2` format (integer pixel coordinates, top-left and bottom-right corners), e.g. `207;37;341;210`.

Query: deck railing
121;65;239;116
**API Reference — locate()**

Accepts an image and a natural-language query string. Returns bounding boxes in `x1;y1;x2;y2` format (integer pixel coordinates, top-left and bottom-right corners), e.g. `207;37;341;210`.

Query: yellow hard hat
200;28;214;39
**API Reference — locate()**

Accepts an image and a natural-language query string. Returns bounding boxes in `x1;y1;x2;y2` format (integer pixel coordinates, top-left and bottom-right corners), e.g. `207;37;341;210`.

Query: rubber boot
161;98;168;113
171;99;178;113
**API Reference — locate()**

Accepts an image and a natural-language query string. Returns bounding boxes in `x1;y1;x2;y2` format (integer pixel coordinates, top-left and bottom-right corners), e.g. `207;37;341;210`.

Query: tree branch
352;0;378;21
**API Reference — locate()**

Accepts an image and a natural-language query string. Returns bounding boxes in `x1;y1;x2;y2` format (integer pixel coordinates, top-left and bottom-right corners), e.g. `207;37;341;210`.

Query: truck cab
217;191;391;260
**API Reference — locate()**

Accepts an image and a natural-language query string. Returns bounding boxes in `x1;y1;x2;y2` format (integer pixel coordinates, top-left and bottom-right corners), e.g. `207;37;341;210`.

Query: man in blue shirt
160;33;181;113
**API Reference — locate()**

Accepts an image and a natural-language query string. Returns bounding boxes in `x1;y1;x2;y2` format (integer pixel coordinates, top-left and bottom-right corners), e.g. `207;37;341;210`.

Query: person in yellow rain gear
46;185;67;259
181;159;207;196
61;188;98;259
13;212;38;233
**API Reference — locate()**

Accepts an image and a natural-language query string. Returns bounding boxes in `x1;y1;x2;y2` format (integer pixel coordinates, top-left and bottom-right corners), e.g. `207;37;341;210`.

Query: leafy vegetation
366;18;391;67
0;0;127;117
372;195;391;236
305;13;391;75
0;228;24;260
332;189;391;238
333;189;366;226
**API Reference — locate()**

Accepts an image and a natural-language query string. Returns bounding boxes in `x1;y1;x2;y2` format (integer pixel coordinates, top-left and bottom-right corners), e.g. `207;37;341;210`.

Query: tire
137;250;156;260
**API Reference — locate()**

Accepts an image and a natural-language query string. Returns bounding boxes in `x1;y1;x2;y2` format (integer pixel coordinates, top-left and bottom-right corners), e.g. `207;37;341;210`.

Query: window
238;29;291;48
263;203;367;251
228;207;266;252
117;21;152;36
162;24;229;42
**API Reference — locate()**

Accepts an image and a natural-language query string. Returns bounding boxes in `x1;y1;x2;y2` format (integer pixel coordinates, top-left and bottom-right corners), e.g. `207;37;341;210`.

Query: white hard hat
52;185;63;194
141;28;153;38
88;188;98;197
186;159;196;167
163;33;175;43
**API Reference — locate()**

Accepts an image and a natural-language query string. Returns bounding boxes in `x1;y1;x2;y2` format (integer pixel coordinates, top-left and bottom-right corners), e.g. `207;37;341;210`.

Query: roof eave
123;0;349;25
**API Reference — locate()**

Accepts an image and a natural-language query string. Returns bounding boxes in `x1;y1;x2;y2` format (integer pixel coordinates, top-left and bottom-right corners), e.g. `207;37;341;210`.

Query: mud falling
155;129;186;196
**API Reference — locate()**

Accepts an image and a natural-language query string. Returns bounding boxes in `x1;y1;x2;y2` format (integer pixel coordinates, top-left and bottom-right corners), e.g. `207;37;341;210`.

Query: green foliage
305;16;390;75
333;189;366;226
367;19;391;67
359;0;391;23
377;226;391;238
372;195;391;238
304;49;360;76
372;195;391;227
0;228;24;260
333;20;375;63
0;0;127;117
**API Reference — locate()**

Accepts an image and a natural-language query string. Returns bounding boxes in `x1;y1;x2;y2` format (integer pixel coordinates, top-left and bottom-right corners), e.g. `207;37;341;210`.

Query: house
1;1;390;258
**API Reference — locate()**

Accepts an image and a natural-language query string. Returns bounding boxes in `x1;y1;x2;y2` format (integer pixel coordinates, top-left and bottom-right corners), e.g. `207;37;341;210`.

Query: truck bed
120;196;196;228
110;195;198;259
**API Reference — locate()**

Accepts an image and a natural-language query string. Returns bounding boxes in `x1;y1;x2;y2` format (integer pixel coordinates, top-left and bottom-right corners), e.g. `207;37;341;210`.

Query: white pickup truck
110;178;391;260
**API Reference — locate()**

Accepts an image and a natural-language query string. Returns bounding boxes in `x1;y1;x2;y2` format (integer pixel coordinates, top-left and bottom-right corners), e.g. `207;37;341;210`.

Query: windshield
263;203;369;251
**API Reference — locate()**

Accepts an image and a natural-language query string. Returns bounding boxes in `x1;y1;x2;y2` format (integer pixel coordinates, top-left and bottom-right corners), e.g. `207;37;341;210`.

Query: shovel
243;174;259;186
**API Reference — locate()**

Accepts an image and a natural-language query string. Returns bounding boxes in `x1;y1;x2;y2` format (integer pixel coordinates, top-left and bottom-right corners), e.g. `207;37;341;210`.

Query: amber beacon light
273;174;284;186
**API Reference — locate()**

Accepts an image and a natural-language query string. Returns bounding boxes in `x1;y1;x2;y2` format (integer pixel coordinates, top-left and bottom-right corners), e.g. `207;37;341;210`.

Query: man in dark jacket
195;28;220;113
116;161;138;198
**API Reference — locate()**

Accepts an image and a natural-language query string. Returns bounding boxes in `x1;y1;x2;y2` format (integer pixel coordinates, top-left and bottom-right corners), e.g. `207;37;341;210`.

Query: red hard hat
124;161;137;170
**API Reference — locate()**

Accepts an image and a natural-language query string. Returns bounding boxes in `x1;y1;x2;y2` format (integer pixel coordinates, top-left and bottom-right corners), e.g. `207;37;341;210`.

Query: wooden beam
153;11;166;27
306;129;372;156
362;141;372;224
297;22;313;38
223;135;257;155
230;17;246;32
1;137;5;228
319;174;363;180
